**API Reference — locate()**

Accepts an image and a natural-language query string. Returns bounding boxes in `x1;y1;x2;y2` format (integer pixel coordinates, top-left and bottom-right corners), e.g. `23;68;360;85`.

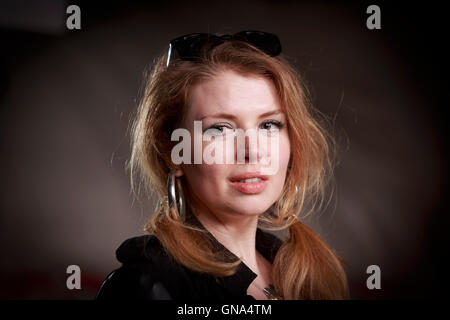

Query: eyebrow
199;110;284;121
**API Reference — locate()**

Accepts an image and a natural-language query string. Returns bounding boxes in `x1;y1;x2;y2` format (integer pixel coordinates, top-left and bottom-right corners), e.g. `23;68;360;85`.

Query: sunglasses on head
166;30;282;67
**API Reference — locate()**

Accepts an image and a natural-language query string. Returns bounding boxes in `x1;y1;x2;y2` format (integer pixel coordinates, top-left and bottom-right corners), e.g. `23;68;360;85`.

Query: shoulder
114;234;163;263
257;228;283;248
256;228;284;262
96;235;174;300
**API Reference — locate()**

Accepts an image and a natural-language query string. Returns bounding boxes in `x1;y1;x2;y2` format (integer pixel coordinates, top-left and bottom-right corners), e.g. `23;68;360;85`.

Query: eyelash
204;120;285;134
260;120;284;131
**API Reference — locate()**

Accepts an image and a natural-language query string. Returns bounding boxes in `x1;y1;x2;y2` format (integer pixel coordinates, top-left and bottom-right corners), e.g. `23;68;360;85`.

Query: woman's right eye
204;124;233;136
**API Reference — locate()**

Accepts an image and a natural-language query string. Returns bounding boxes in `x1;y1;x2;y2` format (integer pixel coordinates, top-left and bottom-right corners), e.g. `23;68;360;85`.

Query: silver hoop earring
167;169;186;222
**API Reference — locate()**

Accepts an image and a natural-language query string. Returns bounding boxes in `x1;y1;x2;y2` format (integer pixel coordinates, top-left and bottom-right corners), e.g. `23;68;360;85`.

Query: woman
96;31;349;300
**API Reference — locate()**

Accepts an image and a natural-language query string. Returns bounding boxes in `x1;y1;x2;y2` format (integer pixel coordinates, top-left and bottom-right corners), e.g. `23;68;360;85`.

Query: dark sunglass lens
234;31;281;56
171;33;217;60
168;31;281;67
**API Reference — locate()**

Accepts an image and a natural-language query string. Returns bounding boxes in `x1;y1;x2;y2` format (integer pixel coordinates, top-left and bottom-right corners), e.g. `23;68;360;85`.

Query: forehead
185;70;282;121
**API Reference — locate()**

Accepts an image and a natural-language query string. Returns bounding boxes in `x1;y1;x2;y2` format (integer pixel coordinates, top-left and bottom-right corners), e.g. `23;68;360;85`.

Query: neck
190;200;260;269
189;198;277;299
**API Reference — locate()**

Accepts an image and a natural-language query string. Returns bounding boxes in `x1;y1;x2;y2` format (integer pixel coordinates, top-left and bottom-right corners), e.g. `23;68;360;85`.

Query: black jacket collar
185;214;283;298
115;214;284;299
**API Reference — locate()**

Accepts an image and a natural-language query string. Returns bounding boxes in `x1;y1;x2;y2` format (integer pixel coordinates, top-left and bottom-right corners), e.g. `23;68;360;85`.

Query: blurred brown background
0;0;448;299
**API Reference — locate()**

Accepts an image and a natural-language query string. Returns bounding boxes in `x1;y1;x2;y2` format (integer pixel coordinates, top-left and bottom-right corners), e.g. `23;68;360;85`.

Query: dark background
0;0;448;299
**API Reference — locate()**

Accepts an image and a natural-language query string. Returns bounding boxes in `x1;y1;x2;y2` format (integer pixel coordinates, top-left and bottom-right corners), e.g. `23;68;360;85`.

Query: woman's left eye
260;120;284;131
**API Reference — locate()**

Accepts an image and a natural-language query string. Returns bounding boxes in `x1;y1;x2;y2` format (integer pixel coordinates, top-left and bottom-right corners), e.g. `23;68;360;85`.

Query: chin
227;197;274;216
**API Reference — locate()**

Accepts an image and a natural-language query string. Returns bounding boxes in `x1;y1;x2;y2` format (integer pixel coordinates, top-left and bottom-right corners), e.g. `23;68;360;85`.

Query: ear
161;152;185;177
174;166;184;177
166;164;184;177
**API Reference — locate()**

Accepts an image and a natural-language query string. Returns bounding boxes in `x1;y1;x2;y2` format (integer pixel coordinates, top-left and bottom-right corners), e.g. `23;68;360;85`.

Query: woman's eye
204;124;233;136
260;120;284;131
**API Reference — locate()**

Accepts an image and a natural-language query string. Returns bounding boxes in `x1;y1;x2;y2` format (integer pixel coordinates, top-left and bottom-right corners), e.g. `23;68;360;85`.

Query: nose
245;134;258;164
238;129;268;165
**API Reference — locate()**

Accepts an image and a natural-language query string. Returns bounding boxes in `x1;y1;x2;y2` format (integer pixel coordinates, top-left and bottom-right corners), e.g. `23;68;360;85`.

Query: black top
96;214;283;301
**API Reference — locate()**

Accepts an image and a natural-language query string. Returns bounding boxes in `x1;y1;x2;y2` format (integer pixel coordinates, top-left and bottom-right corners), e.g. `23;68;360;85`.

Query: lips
228;172;269;194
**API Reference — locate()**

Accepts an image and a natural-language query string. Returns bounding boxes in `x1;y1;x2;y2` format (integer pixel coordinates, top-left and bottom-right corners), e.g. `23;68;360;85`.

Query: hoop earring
167;169;186;222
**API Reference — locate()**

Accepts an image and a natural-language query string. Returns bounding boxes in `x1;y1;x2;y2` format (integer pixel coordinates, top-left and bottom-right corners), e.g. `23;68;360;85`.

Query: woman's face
177;69;291;219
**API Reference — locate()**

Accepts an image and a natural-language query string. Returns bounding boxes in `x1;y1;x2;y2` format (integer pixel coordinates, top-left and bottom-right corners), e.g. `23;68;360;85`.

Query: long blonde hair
129;39;349;299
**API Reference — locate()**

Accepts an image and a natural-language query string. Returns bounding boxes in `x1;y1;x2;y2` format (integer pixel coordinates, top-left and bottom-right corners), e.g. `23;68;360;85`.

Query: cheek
279;134;291;168
273;133;291;182
183;162;227;200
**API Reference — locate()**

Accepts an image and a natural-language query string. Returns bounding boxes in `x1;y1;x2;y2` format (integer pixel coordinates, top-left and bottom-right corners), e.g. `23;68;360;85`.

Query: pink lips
228;172;269;195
